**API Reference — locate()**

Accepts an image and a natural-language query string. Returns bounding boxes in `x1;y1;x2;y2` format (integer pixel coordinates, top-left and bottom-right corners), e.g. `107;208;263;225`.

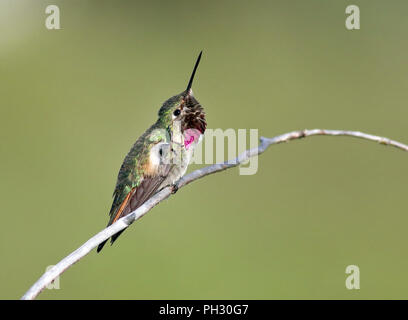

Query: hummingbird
97;52;206;252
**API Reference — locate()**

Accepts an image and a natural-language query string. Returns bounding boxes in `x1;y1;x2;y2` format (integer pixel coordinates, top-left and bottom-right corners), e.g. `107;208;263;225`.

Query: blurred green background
1;0;407;299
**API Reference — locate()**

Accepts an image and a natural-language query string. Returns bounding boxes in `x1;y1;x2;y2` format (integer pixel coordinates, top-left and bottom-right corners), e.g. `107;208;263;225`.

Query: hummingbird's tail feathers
96;228;126;253
110;228;127;246
96;228;127;253
97;239;108;253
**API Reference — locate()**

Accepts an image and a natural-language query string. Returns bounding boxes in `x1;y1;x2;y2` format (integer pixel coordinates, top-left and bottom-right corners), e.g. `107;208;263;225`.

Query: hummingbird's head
157;51;206;135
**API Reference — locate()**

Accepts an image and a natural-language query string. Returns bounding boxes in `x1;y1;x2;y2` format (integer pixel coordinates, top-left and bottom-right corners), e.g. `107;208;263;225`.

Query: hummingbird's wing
97;140;173;252
106;172;171;246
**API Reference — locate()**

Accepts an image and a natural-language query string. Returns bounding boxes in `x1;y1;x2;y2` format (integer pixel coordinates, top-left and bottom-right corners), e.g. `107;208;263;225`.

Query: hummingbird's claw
171;183;179;194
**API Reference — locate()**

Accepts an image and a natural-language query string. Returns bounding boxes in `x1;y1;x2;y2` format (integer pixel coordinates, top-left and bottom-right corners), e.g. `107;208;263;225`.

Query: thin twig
21;129;408;300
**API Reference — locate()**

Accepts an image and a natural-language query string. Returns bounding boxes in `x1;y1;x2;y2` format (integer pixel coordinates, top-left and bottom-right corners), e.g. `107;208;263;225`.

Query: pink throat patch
184;128;201;150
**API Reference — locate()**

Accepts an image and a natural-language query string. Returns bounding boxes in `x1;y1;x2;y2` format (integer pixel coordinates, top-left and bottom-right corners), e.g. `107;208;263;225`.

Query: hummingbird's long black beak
186;51;202;94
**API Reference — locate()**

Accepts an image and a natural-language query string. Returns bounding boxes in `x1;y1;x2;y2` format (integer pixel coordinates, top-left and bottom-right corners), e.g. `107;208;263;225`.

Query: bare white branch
21;129;408;300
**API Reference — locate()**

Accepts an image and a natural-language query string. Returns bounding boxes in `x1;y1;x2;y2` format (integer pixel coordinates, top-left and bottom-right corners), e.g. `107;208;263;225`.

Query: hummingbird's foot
171;183;179;194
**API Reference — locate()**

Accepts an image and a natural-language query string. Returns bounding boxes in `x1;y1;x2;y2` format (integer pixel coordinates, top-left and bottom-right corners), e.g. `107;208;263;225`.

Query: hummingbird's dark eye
173;109;181;117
